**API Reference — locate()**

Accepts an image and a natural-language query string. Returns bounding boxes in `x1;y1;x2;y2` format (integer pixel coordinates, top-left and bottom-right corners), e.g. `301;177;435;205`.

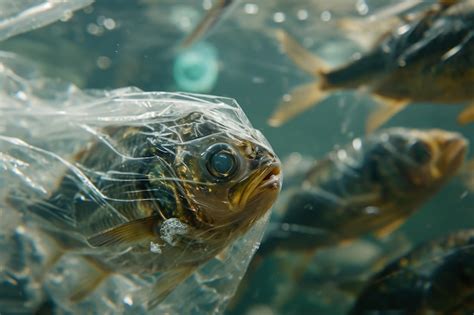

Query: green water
1;1;474;314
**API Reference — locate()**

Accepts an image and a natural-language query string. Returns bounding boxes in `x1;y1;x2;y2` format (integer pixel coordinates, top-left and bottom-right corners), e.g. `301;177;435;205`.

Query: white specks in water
97;15;117;31
320;10;332;22
297;9;309;21
352;138;362;151
337;149;348;160
397;24;411;36
160;218;189;246
356;0;369;15
398;58;407;67
97;56;112;70
103;18;117;30
244;3;259;15
273;12;286;23
170;6;200;32
86;23;103;36
203;0;212;10
150;241;162;254
364;206;380;215
282;94;292;102
123;295;133;306
252;76;265;84
460;190;469;199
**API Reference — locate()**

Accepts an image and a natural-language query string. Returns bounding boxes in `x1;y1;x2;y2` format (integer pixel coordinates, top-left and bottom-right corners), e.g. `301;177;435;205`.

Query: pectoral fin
275;29;329;75
87;216;158;247
366;97;409;133
457;102;474;125
268;82;328;127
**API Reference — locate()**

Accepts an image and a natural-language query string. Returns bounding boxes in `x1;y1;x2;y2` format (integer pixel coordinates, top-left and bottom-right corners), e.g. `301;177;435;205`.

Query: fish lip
229;160;282;209
257;164;282;191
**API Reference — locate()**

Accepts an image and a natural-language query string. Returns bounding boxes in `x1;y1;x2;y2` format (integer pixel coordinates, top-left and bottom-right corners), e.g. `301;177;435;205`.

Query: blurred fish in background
269;0;474;132
227;127;468;314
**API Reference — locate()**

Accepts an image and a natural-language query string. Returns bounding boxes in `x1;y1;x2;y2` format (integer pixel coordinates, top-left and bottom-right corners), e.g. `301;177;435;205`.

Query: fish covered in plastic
0;55;281;310
349;229;474;315
269;0;474;132
259;128;467;256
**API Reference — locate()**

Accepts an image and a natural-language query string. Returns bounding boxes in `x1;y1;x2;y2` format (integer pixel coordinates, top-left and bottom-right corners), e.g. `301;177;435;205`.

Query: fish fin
69;257;110;303
374;217;406;238
268;82;328;127
180;0;237;49
274;29;329;75
144;267;196;310
87;216;157;247
457;103;474;125
366;97;409;133
338;0;423;49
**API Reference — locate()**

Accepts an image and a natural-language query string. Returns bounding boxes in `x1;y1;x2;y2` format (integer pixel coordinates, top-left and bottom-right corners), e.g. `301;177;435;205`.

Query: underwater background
1;0;474;314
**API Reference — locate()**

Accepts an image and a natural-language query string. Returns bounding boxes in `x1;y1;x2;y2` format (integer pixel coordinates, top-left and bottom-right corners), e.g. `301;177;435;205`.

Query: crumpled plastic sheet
0;0;93;41
0;51;271;314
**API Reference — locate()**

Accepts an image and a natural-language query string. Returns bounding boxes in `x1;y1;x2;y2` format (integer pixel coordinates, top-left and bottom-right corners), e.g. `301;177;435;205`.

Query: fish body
349;229;474;315
2;88;281;309
260;128;467;256
324;0;474;102
270;0;474;130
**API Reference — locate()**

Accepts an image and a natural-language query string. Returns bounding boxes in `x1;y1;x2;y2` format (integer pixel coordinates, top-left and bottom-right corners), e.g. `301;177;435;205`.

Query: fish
349;229;474;315
269;0;474;132
180;0;239;49
2;91;282;310
259;128;467;256
226;128;466;314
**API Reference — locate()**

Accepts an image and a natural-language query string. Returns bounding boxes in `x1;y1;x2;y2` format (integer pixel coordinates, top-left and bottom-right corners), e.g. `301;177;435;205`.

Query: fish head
172;111;282;236
373;128;467;193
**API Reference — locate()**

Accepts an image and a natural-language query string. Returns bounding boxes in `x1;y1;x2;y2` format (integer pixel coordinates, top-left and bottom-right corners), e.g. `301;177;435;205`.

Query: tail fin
274;29;329;75
366;96;409;133
268;82;328;127
269;30;330;127
457;103;474;125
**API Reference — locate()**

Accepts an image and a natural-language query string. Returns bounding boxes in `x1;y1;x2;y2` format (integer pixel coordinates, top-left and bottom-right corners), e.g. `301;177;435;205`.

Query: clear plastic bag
0;51;279;314
0;0;93;41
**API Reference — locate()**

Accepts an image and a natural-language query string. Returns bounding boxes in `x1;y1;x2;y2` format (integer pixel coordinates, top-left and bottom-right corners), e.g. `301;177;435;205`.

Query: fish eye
408;140;431;164
205;143;239;180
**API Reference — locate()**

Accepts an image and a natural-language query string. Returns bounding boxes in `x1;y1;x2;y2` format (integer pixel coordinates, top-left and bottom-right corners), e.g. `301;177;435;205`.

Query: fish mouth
229;161;282;210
